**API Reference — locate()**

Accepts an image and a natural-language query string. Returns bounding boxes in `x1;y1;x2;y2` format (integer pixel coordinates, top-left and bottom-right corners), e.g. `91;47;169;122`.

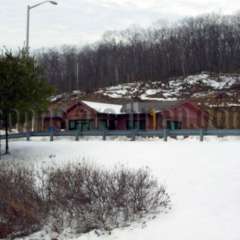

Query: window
109;120;116;130
99;120;107;130
69;120;94;131
167;121;182;130
127;120;146;130
69;120;76;130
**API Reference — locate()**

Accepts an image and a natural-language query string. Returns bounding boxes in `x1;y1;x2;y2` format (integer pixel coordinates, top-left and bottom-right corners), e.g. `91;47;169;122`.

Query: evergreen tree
0;49;54;154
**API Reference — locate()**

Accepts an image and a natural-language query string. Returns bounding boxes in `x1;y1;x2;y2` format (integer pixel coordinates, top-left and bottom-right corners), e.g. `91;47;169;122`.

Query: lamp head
49;1;58;5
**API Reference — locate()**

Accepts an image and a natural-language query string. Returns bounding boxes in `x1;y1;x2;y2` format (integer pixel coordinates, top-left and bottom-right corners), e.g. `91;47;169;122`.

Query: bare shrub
46;164;170;233
0;165;46;238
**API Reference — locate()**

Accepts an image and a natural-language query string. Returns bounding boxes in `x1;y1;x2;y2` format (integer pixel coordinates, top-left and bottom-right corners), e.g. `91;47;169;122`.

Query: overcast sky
1;0;240;50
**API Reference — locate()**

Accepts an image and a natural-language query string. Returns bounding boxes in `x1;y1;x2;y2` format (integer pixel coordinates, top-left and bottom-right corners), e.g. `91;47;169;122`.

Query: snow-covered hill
96;73;240;101
50;73;240;107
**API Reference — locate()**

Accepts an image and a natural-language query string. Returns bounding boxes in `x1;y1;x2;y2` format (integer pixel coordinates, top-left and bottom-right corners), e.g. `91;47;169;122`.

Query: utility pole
76;62;79;89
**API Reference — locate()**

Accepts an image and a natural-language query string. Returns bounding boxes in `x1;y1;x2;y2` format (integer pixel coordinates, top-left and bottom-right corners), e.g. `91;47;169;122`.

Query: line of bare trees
36;13;240;93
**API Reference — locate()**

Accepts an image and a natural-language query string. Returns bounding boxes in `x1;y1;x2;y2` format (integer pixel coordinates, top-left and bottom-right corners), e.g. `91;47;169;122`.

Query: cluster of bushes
0;163;170;238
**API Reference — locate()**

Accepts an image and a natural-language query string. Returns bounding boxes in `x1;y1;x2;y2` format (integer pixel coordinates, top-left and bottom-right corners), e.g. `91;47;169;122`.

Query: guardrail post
200;129;204;142
131;130;136;141
75;129;80;141
102;131;106;141
26;132;30;141
50;130;54;142
164;129;168;142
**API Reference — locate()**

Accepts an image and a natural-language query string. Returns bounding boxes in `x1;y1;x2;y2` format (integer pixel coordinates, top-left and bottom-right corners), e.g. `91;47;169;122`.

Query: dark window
139;120;146;130
61;120;66;129
69;120;94;131
167;121;182;130
109;120;116;130
99;120;107;130
69;120;76;130
127;120;146;130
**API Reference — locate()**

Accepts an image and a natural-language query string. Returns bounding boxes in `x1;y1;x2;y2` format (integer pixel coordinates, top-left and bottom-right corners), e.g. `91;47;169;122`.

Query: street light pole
25;1;58;53
26;5;30;53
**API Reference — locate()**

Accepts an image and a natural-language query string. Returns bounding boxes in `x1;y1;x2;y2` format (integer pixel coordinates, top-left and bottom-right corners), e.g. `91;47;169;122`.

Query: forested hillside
36;13;240;93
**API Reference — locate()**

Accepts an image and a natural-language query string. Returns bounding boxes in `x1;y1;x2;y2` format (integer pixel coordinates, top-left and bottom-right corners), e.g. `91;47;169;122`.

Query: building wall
160;102;208;129
66;103;97;121
65;102;98;130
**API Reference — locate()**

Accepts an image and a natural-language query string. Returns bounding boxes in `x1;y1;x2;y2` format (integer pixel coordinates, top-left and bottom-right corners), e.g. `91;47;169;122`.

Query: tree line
36;13;240;93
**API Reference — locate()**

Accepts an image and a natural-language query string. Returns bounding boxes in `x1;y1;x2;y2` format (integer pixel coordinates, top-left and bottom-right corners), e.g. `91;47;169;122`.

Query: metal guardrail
1;129;240;142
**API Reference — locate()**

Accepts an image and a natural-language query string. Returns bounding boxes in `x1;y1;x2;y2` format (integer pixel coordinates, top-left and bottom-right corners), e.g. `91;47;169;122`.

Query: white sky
1;0;240;50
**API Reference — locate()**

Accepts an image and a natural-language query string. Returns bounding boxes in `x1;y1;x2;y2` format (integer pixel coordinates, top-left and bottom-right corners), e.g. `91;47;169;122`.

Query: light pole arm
25;1;58;53
29;1;52;10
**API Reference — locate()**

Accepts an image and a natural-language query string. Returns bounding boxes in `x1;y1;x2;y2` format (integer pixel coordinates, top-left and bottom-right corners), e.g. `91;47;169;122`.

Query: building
43;100;209;131
65;101;124;131
122;101;208;130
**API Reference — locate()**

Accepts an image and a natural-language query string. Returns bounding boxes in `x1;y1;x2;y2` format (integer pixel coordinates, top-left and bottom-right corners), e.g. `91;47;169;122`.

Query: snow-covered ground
2;137;240;240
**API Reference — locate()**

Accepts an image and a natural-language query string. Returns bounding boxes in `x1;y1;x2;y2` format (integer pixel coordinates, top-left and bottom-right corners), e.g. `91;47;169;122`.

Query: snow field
2;138;240;240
